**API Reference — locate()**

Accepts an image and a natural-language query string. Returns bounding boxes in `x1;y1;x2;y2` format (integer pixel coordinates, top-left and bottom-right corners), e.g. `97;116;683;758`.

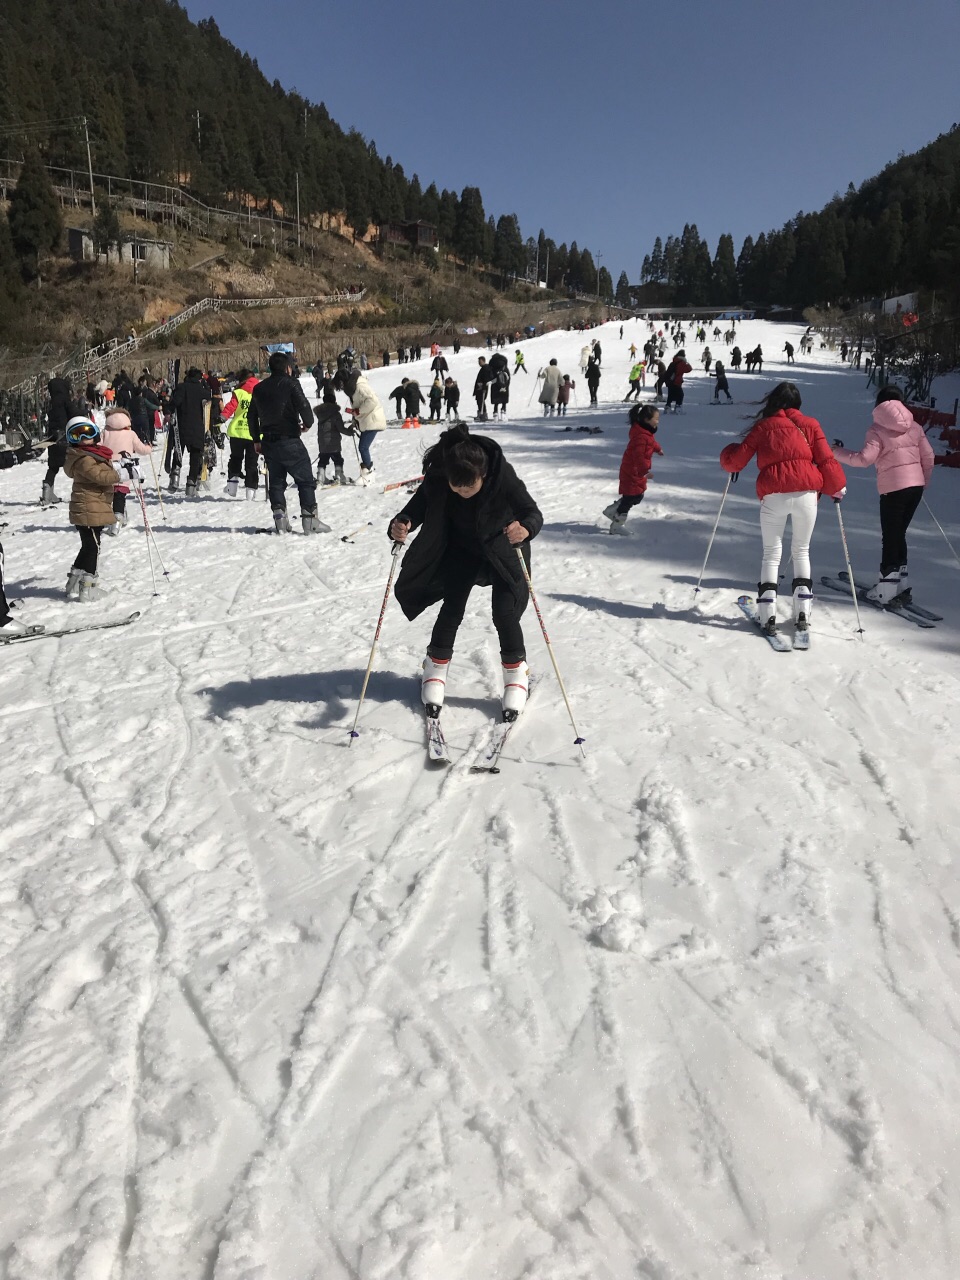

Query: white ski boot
866;573;901;605
358;466;375;487
224;478;239;497
244;487;257;501
302;508;331;535
0;615;31;636
273;508;293;535
792;577;813;630
421;655;450;712
41;483;61;508
78;572;108;603
185;479;199;498
602;502;622;521
897;564;911;604
501;661;529;718
65;568;83;600
757;582;778;634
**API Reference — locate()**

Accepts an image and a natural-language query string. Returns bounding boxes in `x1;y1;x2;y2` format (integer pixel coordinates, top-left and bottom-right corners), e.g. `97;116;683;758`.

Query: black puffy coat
46;379;76;441
315;402;345;453
403;381;426;416
171;373;212;448
392;435;543;621
248;373;313;443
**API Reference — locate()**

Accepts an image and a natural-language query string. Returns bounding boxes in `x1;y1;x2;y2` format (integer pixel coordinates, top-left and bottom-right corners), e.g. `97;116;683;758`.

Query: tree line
0;0;618;303
636;124;960;309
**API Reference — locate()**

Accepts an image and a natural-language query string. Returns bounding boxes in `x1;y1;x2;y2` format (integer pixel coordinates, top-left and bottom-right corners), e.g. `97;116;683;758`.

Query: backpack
496;369;510;391
663;360;677;385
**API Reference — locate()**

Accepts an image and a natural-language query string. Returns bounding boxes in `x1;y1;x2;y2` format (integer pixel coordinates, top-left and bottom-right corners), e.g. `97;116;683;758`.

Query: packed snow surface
2;319;959;1280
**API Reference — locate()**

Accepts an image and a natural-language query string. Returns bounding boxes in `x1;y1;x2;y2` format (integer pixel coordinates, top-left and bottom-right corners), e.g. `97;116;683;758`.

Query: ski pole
147;447;167;520
835;501;865;638
922;495;960;570
349;541;403;742
341;521;373;544
514;546;585;755
135;475;169;577
692;475;731;598
527;374;542;408
132;482;161;595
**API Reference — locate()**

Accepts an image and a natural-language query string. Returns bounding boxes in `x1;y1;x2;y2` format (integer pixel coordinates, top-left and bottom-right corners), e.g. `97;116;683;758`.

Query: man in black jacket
168;368;211;496
42;378;78;507
249;352;328;534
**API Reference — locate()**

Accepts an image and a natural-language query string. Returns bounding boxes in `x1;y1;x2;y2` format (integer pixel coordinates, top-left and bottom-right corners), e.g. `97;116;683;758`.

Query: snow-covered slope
2;319;959;1280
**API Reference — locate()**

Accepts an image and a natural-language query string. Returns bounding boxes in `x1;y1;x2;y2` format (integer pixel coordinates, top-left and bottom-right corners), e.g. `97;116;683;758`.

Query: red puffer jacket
719;408;845;499
619;423;663;495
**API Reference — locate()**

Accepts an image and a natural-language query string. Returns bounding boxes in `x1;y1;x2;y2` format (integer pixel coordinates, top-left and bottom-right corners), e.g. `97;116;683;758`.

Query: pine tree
649;236;664;283
8;149;63;279
493;213;524;281
454;187;485;261
92;202;124;260
712;234;738;303
0;213;22;336
615;270;632;305
598;266;613;301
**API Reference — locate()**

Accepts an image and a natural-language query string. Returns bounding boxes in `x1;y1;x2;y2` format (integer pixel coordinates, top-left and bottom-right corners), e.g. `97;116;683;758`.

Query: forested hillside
0;0;613;298
637;125;960;309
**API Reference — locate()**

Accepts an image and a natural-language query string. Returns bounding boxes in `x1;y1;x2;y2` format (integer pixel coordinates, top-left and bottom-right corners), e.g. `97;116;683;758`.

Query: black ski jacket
170;374;212;448
46;379;76;440
248;374;314;443
390;435;543;621
315;402;345;453
403;381;426;416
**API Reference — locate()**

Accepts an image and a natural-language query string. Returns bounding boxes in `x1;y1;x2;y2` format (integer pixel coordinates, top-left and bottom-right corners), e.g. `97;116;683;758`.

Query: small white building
67;227;173;270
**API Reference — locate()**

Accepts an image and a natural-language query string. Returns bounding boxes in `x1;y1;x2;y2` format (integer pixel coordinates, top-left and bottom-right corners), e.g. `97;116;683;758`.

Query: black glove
730;472;739;483
832;439;843;449
14;445;43;464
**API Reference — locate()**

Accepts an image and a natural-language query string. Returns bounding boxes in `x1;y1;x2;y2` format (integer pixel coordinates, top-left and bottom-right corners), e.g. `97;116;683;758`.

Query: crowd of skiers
0;328;941;689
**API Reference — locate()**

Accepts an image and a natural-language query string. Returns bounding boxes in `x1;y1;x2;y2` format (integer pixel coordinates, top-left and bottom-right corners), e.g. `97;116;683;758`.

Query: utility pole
296;172;301;248
196;110;201;153
82;116;96;216
596;251;603;300
544;246;549;289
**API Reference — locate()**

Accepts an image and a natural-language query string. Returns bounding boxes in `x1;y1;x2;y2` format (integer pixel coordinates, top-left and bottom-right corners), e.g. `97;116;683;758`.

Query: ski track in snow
2;319;960;1279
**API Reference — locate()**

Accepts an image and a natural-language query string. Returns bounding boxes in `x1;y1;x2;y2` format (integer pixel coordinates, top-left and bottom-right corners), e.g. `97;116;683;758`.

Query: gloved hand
832;439;844;448
121;459;142;483
731;472;740;483
112;461;125;479
832;487;847;502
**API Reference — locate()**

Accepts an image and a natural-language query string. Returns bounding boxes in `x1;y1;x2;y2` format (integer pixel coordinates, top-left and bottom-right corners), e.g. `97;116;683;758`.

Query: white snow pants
758;490;818;584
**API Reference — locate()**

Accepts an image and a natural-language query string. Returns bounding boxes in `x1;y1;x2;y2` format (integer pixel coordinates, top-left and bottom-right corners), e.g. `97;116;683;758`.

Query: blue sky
182;0;960;284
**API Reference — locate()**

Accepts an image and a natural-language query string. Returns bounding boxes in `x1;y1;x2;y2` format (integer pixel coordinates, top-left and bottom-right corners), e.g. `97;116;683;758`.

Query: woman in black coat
388;426;543;714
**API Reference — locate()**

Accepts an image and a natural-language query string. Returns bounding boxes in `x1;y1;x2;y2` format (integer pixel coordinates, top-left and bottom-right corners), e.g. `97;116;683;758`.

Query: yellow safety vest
227;385;253;440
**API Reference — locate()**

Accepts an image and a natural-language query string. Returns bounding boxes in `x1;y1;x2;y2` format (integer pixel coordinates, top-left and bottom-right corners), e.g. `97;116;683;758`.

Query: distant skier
719;381;846;634
428;379;443;422
602;403;663;536
41;377;77;508
474;357;492;421
389;378;409;422
168;368;211;497
556;375;575;416
713;361;732;402
402;379;426;424
489;354;511;422
730;345;742;371
444;378;461;421
664;351;692;412
220;369;261;498
334;366;388;485
513;349;527;375
250;352;328;533
586;356;602;405
783;341;795;364
63;416;119;602
101;407;151;532
314;378;349;486
702;347;713;373
387;424;543;716
538;359;563;416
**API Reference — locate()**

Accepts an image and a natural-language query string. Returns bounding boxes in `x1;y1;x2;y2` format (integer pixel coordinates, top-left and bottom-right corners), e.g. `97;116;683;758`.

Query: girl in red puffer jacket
602;403;663;535
720;382;845;633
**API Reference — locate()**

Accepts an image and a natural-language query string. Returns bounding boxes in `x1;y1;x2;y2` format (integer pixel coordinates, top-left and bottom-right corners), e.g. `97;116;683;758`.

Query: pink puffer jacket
834;401;935;494
102;410;153;460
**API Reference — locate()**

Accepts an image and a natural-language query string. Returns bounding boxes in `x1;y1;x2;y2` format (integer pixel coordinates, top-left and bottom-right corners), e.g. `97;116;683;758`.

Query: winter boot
224;477;239;497
359;466;375;486
185;479;199;498
168;467;180;493
334;466;348;486
244;487;257;501
602;502;623;521
501;661;529;719
757;582;778;633
897;564;911;605
608;518;630;536
78;572;108;603
792;577;814;630
866;572;901;605
273;508;292;535
421;654;450;712
41;483;61;508
65;567;83;600
302;508;331;535
0;615;31;636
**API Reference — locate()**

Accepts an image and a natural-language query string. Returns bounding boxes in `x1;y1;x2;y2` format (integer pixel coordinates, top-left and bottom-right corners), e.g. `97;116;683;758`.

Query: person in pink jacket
833;386;935;604
102;407;152;533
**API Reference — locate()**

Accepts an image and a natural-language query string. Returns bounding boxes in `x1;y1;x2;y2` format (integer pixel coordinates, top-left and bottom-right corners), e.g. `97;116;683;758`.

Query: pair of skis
820;572;941;629
0;610;141;645
425;678;536;774
737;596;808;651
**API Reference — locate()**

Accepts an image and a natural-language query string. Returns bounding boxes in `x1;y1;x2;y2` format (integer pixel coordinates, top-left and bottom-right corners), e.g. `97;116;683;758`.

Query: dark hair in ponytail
423;423;489;488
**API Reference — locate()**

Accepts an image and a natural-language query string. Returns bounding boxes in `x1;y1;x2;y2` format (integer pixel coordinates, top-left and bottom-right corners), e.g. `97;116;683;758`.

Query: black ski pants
164;431;202;483
427;550;526;664
44;441;67;488
72;526;103;574
228;438;259;488
666;384;684;409
261;435;316;513
0;539;9;623
615;494;645;517
879;485;924;576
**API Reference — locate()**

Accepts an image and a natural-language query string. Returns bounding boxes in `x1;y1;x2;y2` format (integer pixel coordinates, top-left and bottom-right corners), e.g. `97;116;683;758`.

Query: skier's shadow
202;667;414;730
549;591;743;630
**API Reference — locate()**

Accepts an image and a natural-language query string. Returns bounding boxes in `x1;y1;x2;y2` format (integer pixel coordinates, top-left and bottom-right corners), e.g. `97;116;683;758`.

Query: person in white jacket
335;368;387;482
538;359;564;416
